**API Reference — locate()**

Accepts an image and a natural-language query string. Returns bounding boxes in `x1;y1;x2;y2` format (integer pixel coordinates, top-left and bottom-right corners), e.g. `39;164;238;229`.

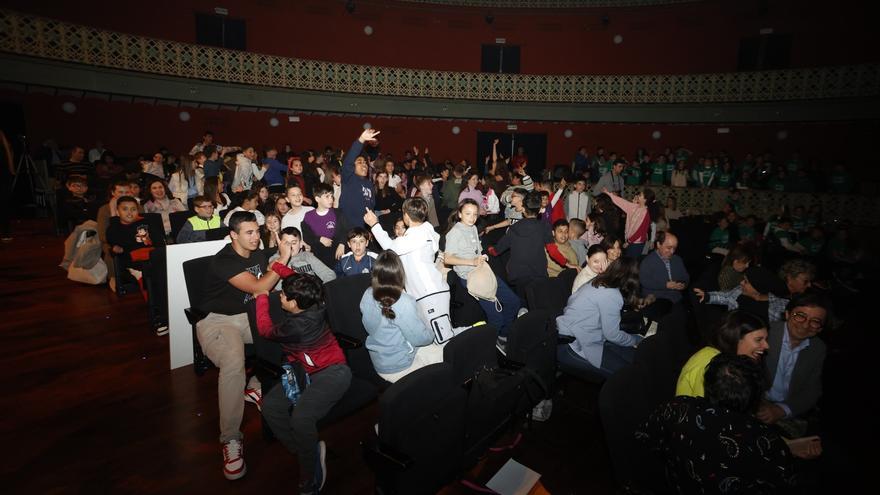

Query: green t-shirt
739;225;755;240
665;162;676;182
768;177;786;192
799;237;824;256
830;172;852;193
650;162;665;185
717;172;733;189
708;227;729;249
625;167;642;185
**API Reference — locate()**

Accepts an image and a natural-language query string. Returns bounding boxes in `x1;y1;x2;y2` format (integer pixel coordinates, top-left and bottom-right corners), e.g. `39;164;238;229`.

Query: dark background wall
4;91;873;177
2;0;875;75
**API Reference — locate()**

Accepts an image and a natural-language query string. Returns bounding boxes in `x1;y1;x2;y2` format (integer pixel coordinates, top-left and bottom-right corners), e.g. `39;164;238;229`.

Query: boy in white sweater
364;198;454;342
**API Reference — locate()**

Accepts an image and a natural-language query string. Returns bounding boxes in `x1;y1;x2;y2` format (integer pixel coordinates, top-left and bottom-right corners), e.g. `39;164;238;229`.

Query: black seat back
182;256;213;312
443;323;498;385
324;274;389;389
525;269;576;316
506;309;557;397
169;211;192;241
377;363;466;495
141;212;168;246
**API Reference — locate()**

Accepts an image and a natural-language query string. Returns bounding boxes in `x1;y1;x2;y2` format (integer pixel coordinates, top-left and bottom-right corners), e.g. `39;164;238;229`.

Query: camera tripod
10;137;50;209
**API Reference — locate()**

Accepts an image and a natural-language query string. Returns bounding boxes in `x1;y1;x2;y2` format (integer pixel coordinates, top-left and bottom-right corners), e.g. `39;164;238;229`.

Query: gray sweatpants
261;364;352;486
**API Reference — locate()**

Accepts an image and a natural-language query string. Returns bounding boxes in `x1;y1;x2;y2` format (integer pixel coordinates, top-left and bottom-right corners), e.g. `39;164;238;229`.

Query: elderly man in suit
758;290;828;437
639;231;689;303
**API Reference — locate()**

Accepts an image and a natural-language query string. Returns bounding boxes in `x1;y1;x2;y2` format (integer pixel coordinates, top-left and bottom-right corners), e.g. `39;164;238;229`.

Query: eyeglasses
790;312;824;329
195;204;215;209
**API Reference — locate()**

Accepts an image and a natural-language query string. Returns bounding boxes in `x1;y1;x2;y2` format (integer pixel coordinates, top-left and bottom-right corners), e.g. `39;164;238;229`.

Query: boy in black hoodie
489;190;554;304
254;271;351;495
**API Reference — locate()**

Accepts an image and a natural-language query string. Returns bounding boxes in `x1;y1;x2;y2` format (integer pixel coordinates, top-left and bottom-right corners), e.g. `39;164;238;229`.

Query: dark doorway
475;131;547;180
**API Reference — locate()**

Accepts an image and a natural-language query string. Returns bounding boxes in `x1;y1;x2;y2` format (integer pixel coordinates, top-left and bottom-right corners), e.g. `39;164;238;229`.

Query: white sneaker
531;399;553;422
517;307;529;318
222;439;247;480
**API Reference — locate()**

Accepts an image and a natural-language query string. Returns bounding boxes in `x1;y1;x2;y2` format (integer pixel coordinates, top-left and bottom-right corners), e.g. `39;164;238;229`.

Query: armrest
334;333;363;350
185;307;208;326
557;335;575;345
361;436;413;472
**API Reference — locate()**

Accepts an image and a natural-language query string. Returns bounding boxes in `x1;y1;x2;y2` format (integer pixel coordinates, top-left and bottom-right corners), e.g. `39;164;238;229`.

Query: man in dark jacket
489;190;552;303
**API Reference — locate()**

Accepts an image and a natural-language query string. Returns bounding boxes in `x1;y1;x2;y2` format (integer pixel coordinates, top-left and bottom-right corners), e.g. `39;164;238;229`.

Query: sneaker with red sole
222;439;247;480
244;387;262;412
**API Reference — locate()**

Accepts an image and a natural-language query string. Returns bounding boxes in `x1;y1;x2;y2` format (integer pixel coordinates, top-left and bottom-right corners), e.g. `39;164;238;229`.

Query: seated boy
301;183;348;269
177;195;226;244
105;196;168;334
253;273;351;495
277;227;336;283
61;176;97;228
224;190;266;227
334;227;377;277
545;218;580;278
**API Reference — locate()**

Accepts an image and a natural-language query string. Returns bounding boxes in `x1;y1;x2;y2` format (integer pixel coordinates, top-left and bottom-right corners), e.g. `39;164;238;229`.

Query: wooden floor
2;218;870;494
1;219;618;494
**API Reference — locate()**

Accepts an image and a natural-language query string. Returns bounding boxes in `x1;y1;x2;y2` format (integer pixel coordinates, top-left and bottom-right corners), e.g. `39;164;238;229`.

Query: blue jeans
557;341;636;380
460;276;521;337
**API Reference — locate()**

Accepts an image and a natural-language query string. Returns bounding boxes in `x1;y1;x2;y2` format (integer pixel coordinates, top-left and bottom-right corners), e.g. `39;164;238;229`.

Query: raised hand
363;207;379;227
693;288;705;303
358;128;381;143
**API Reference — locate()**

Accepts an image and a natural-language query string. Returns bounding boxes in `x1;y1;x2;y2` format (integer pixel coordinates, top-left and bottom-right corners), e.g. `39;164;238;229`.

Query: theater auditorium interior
0;0;876;494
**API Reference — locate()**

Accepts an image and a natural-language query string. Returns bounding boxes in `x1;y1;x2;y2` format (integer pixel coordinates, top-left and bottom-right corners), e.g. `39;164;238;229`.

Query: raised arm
342;129;380;180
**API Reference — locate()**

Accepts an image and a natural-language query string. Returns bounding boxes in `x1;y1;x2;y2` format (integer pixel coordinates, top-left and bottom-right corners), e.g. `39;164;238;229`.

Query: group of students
58;127;847;494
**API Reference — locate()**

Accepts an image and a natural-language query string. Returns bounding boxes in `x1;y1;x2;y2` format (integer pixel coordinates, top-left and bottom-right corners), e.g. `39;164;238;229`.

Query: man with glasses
177;195;225;243
758;290;829;437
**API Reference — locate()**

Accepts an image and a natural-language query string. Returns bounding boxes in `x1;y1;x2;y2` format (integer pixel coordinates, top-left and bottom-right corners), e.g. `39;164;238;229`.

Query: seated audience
176;195;225;244
717;242;755;291
105;196;167;334
143;177;186;236
60;176;97;228
301;183;348;269
280;184;315;233
694;266;788;323
334;227;377;277
444;199;520;337
545;218;580;277
365;197;453;341
556;257;644;379
676;311;769;397
639;231;689;303
758;291;829;438
640;354;818;495
360;250;442;383
567;218;589;266
571;244;609;293
196;211;289;480
223;190;266;227
253;273;351;495
277;227;336;283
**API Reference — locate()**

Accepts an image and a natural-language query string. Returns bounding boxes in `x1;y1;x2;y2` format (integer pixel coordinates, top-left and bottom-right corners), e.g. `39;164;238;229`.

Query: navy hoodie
338;140;375;228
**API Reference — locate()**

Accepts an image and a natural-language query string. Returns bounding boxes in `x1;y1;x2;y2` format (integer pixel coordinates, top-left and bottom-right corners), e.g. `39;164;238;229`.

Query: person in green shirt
716;161;734;189
738;215;757;241
695;158;717;188
768;169;787;192
625;162;643;185
649;157;666;186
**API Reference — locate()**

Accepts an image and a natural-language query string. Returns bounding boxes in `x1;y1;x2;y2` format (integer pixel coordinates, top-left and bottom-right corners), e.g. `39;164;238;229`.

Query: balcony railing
1;9;878;104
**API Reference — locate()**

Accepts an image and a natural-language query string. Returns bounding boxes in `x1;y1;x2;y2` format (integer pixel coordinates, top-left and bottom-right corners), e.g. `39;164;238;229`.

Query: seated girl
360;250;443;383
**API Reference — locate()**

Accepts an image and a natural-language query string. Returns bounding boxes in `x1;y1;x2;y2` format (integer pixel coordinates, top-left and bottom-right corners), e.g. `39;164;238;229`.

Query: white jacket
231;154;264;191
371;221;448;299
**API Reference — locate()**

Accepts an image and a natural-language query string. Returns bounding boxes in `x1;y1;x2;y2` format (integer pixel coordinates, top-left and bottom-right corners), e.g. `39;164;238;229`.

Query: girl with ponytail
359;250;443;383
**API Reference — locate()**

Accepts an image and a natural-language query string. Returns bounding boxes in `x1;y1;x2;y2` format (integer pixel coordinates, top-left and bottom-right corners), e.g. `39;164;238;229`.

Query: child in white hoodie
364;197;454;343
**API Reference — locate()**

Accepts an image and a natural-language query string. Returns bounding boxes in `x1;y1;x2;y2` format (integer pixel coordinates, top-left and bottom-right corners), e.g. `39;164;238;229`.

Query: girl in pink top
458;173;485;213
603;187;657;258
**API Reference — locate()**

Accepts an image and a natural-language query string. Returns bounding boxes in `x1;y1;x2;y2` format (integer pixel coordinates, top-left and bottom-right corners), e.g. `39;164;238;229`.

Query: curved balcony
2;9;878;108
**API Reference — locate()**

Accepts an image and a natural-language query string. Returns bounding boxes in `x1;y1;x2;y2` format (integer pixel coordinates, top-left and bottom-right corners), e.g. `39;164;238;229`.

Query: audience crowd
52;128;863;494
